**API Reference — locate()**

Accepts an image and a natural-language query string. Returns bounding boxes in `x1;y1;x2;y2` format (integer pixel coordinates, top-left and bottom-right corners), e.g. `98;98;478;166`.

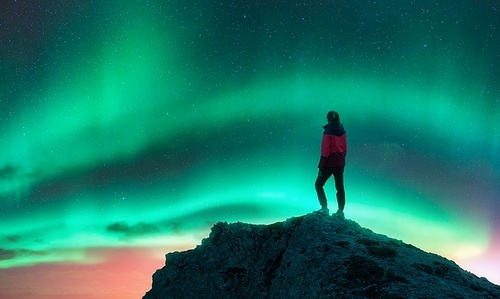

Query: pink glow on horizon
460;254;500;286
0;246;191;299
459;223;500;286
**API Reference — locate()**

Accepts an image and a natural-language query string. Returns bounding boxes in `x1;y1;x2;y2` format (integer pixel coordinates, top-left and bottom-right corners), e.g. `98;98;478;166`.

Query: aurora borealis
1;1;499;298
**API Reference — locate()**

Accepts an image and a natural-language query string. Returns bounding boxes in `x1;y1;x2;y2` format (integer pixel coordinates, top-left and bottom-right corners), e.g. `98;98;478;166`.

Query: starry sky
1;1;499;298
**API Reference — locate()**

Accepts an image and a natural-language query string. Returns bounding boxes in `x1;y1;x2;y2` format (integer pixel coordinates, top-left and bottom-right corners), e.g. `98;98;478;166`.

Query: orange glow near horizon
0;246;193;299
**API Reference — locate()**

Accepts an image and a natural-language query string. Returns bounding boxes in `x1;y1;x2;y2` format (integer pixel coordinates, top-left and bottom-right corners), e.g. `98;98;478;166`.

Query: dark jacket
318;123;347;169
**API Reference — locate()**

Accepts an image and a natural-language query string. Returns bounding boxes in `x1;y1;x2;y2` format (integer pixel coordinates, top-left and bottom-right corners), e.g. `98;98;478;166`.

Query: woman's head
327;111;341;127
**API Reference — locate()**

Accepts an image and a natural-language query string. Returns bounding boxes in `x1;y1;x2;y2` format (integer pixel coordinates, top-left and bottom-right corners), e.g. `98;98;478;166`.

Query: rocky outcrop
143;213;500;299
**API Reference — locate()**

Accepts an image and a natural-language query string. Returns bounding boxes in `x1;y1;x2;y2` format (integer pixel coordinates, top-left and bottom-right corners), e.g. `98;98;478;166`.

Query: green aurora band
1;0;499;286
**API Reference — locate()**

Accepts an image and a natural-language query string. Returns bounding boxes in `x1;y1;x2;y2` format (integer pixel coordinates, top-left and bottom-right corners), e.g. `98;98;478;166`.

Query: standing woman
315;111;347;219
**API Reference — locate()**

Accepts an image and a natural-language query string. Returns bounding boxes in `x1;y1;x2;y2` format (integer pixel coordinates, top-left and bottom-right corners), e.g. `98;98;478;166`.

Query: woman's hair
327;111;341;128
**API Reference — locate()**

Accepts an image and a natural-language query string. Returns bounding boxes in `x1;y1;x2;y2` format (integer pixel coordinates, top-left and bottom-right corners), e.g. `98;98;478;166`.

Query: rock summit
144;213;500;298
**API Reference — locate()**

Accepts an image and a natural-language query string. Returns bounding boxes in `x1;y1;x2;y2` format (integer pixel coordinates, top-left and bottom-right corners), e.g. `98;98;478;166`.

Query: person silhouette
315;111;347;219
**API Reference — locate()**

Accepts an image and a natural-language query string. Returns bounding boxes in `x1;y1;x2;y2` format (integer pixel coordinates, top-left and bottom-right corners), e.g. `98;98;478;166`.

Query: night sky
1;1;499;298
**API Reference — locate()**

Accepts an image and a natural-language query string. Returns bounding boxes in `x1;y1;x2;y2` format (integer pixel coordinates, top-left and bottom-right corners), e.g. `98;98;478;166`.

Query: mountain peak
144;213;500;298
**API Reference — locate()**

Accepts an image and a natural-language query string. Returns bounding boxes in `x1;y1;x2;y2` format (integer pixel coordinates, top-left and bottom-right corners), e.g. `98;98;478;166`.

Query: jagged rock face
143;213;500;299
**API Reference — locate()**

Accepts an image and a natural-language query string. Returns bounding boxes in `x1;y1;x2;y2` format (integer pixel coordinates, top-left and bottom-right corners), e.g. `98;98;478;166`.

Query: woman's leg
332;166;345;211
315;169;333;209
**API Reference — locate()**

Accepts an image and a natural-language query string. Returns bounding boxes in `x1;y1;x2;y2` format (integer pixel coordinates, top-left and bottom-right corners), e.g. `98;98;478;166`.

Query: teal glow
1;1;498;297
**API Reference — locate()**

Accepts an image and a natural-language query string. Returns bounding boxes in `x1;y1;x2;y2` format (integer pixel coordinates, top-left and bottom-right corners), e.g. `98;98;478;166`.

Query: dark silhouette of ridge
143;213;500;299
